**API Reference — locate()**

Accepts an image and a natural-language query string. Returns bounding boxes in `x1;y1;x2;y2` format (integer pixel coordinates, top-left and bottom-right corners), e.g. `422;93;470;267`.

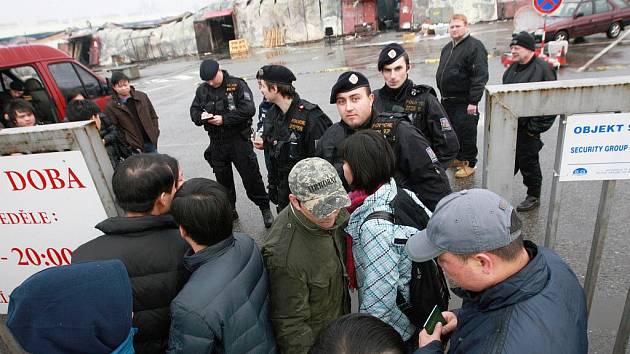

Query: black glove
268;184;278;205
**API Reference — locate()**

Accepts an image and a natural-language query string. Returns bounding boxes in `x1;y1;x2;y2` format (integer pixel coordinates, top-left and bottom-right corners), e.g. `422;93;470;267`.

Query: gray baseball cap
406;189;522;262
288;158;350;219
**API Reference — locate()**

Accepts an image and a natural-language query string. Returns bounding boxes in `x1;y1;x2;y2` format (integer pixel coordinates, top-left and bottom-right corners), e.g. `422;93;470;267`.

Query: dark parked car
544;0;630;42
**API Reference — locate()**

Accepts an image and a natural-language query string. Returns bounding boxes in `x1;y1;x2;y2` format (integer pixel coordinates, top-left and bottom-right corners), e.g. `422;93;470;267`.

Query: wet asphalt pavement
3;20;625;354
125;20;630;353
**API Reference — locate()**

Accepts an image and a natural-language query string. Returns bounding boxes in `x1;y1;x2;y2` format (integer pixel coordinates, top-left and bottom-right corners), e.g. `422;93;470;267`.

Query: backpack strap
361;211;408;245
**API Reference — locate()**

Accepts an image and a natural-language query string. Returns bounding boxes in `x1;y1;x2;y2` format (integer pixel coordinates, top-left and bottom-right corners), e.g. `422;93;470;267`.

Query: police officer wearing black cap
190;59;274;227
373;43;459;168
254;65;333;211
317;71;451;211
503;31;557;212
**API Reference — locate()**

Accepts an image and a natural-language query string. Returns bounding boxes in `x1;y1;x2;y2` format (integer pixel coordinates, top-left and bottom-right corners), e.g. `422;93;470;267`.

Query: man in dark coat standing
104;72;160;153
167;178;277;354
73;154;190;354
436;14;489;178
503;31;558;211
190;59;273;227
408;189;588;354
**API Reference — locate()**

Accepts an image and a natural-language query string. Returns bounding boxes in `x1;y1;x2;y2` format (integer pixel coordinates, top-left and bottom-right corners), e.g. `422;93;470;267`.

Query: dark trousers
443;101;479;167
514;131;544;198
204;137;270;210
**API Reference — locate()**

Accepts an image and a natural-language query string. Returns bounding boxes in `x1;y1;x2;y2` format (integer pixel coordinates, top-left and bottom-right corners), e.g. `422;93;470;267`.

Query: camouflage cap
288;157;351;219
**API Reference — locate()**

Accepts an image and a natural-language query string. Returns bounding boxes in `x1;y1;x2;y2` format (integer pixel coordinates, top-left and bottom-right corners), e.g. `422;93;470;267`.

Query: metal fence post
544;115;566;250
584;180;617;313
613;286;630;354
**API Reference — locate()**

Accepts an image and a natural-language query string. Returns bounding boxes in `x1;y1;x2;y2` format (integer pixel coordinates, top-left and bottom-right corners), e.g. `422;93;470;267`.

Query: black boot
516;195;540;212
261;208;274;228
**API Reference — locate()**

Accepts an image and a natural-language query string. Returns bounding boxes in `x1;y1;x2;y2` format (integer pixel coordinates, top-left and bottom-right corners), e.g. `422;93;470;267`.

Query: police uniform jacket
503;56;558;135
262;206;350;354
190;70;256;141
436;34;489;105
316;111;451;211
263;95;332;199
373;79;459;164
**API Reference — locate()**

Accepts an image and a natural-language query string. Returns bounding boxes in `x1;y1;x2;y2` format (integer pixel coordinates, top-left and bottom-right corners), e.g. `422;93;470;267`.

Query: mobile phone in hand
423;305;447;335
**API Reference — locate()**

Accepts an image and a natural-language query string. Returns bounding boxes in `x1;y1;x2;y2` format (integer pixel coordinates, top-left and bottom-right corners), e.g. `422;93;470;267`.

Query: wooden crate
263;26;285;48
402;32;416;43
229;39;249;58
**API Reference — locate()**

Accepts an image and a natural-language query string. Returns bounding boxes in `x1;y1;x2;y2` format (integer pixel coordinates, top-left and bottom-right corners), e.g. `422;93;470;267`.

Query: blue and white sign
559;113;630;181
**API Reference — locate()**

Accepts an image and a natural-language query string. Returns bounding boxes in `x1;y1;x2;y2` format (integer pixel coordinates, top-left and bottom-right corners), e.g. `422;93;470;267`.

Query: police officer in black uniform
373;43;459;168
190;59;274;227
253;65;333;211
317;71;451;211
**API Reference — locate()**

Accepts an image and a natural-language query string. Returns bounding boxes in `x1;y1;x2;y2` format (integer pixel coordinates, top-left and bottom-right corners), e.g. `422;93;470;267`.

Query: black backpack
361;186;450;327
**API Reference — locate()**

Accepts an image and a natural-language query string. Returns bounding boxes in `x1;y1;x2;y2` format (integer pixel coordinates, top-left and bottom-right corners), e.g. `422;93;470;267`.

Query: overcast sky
1;0;210;37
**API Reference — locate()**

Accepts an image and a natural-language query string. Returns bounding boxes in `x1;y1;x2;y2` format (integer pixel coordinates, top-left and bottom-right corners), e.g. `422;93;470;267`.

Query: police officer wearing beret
190;59;274;227
254;65;333;211
373;43;459;168
317;71;451;211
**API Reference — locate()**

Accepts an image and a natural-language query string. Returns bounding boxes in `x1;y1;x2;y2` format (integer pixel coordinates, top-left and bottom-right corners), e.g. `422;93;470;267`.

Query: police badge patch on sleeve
440;117;452;131
426;147;439;163
244;92;252;101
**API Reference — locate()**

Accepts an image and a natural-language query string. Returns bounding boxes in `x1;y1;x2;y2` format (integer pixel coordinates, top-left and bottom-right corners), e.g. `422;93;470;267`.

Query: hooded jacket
7;259;135;354
72;215;190;354
415;241;588;354
345;178;432;341
104;87;160;151
167;233;277;354
262;205;350;354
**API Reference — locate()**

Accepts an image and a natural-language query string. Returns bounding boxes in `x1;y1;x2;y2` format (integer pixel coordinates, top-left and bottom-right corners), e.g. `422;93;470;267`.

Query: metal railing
483;76;630;354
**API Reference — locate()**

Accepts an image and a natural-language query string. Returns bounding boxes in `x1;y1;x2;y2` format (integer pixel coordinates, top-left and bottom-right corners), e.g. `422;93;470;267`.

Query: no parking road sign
533;0;562;14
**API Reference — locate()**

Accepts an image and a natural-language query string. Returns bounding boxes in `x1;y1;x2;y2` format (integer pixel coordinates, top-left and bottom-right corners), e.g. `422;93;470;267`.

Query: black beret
257;65;296;85
510;31;536;52
378;43;406;71
9;81;24;91
329;71;371;104
200;59;220;81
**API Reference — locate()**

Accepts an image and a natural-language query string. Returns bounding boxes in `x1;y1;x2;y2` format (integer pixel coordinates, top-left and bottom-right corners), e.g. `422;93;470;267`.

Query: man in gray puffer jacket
167;178;277;354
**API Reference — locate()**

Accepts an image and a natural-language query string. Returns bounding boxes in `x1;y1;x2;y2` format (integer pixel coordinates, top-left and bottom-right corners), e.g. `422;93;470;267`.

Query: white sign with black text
559;113;630;181
0;151;107;314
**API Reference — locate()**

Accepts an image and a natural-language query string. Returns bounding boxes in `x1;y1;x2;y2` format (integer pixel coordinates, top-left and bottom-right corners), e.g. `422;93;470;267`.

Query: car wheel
606;22;622;39
554;30;569;42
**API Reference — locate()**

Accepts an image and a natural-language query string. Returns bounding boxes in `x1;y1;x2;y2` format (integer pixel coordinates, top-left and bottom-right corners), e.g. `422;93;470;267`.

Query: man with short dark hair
254;65;333;211
190;59;273;227
436;14;489;178
167;178;277;353
105;72;160;153
373;43;458;167
6;99;37;127
503;31;558;212
406;189;588;354
317;71;451;211
66;99;131;167
262;157;350;354
73;154;190;354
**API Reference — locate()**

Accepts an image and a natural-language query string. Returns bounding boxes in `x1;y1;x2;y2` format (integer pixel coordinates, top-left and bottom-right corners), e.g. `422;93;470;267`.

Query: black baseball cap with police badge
329;71;371;104
288;157;351;219
406;189;523;262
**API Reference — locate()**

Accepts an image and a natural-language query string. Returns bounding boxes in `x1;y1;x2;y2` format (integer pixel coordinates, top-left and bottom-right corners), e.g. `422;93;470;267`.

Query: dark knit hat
510;31;536;51
330;71;371;104
257;65;296;85
378;43;406;71
200;59;220;81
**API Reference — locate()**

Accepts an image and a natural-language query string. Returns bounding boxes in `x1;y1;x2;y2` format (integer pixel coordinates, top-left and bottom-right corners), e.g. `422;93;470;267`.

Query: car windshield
552;2;580;16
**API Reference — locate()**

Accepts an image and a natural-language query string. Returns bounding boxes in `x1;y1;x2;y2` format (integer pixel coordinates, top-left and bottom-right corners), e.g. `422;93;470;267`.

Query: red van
0;44;111;123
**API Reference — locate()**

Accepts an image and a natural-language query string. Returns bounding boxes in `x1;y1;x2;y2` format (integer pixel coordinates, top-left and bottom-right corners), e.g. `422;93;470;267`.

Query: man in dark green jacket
262;157;351;354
